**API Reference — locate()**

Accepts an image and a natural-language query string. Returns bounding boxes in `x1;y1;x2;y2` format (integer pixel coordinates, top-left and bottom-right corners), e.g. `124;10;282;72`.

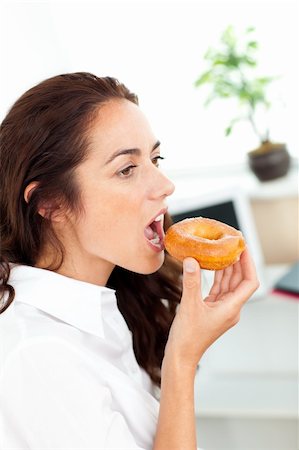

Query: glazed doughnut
164;217;246;270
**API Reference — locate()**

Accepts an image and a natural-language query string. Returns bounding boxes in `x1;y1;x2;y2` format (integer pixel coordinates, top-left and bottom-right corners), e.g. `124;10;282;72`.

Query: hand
163;248;259;373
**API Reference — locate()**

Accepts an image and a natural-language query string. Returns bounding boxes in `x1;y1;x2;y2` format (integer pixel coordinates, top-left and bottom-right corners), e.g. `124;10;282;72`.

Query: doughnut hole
192;227;224;240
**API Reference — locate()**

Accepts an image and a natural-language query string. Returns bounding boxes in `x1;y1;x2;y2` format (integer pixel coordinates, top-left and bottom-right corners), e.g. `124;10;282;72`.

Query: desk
194;265;298;450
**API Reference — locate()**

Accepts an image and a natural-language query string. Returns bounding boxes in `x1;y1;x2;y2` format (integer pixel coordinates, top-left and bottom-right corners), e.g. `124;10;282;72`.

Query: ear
24;181;39;204
24;181;65;222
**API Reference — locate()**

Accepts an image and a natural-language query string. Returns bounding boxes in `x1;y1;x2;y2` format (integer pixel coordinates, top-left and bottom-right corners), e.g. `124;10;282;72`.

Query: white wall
0;0;298;172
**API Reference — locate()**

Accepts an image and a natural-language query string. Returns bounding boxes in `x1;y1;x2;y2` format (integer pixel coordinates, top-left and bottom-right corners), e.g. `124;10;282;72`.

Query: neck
35;247;115;287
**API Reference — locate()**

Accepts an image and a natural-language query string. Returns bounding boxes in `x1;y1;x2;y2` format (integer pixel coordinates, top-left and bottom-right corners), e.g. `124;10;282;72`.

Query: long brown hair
0;72;182;387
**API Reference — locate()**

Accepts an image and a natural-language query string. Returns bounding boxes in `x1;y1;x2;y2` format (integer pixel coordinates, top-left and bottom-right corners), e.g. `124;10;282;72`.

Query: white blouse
0;265;160;449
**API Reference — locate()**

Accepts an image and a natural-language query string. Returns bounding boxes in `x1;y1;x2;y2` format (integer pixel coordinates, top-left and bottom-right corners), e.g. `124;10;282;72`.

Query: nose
148;167;175;200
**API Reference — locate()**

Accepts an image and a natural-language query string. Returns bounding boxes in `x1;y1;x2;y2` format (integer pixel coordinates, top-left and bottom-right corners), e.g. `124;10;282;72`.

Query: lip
146;207;168;229
144;207;168;253
146;238;165;253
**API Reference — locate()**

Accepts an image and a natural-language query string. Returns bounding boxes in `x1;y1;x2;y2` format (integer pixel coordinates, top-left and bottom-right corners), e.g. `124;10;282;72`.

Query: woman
0;72;259;449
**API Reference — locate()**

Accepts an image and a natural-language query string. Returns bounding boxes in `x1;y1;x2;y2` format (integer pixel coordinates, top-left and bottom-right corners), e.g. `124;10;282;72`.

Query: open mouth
144;213;165;250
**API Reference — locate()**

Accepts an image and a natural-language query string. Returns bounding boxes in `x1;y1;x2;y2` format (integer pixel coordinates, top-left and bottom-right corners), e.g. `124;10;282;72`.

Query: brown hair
0;72;182;386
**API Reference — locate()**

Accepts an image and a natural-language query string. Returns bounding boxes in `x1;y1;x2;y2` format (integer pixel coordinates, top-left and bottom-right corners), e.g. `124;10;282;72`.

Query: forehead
88;99;156;154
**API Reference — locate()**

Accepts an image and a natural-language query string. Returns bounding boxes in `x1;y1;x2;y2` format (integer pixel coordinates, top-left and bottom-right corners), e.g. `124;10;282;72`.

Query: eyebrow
105;140;161;165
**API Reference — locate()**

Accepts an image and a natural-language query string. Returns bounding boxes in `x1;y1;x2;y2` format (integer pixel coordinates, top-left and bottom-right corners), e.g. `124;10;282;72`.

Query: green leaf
225;126;232;136
244;58;257;67
255;76;277;85
226;53;242;68
221;25;236;48
247;40;258;49
224;116;244;136
194;70;212;87
212;58;229;66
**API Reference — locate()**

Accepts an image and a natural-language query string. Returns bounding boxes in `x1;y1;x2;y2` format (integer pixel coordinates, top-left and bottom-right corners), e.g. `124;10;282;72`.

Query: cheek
70;163;154;266
77;190;140;245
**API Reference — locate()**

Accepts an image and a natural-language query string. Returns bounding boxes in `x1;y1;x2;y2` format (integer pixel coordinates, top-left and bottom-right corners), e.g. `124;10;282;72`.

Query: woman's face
57;99;175;284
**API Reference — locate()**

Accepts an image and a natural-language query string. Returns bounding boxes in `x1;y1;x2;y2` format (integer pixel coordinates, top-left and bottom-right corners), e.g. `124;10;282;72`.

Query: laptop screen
171;200;240;231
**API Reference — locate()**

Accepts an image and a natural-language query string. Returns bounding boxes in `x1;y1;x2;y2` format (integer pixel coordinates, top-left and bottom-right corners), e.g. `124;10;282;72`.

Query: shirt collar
9;264;117;339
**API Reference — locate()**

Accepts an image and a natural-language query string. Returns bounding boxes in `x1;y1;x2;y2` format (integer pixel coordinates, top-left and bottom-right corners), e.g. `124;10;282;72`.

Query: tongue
144;225;155;240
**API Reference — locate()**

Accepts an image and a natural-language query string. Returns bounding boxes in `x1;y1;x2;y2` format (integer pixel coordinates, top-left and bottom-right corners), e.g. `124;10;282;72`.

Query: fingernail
184;258;197;273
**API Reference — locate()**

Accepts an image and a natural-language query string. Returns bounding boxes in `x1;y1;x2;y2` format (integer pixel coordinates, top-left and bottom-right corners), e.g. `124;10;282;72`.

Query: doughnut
164;217;246;270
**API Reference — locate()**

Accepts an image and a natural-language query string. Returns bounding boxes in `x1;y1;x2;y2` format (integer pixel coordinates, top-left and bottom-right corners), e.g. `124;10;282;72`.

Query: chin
137;253;165;275
116;248;165;275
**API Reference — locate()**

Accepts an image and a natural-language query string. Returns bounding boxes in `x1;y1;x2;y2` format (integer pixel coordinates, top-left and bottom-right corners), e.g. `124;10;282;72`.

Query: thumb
182;257;202;302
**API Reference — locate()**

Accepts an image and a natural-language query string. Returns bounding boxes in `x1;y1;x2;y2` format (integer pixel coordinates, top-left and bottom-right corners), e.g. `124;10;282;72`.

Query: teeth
154;214;164;222
150;237;160;244
150;231;160;244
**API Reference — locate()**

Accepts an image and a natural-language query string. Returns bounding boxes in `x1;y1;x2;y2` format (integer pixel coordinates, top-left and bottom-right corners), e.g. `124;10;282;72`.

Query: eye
152;156;165;167
118;165;137;178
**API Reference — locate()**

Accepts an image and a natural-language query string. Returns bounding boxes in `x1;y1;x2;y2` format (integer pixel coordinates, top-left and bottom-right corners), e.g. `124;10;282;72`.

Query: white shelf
194;265;299;420
194;374;298;419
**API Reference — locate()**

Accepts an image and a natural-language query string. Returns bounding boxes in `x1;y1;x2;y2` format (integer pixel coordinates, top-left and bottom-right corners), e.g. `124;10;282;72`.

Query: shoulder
0;329;89;400
0;300;82;375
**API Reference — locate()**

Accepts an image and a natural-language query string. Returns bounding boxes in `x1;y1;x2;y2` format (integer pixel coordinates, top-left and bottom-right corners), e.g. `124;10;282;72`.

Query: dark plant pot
248;142;291;182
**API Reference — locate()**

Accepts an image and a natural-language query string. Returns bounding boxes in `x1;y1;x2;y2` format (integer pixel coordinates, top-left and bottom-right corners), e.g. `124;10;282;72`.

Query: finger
181;257;202;303
229;259;243;291
225;249;260;306
209;269;224;297
219;264;234;293
240;247;259;283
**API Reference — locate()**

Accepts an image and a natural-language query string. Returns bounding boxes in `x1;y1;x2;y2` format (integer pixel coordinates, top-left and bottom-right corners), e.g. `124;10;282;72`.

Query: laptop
273;261;299;298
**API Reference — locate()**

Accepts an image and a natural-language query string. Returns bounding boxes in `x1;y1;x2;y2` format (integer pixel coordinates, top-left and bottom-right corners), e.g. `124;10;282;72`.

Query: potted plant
194;25;290;181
